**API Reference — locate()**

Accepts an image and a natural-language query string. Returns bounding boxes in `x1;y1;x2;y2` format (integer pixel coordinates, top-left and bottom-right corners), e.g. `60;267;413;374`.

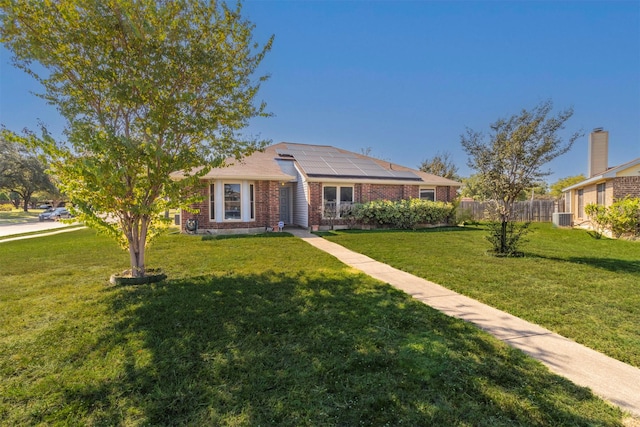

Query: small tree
1;1;272;277
419;151;460;181
461;100;582;255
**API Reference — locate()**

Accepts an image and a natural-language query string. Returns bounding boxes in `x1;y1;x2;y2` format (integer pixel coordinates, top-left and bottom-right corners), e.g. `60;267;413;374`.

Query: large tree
550;174;586;199
461;100;582;255
418;151;460;181
1;0;272;277
0;133;56;211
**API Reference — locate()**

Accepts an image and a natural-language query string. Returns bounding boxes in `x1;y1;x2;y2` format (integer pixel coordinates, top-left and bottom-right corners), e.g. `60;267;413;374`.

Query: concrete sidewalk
288;228;640;418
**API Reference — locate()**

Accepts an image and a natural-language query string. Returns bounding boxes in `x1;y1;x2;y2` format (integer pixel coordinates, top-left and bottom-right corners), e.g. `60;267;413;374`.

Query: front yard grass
324;223;640;368
0;229;629;425
0;209;42;223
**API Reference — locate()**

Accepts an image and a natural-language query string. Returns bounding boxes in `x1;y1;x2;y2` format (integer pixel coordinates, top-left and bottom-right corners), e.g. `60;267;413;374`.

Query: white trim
309;177;423;185
322;184;354;219
208;180;256;223
562;157;640;192
419;187;435;201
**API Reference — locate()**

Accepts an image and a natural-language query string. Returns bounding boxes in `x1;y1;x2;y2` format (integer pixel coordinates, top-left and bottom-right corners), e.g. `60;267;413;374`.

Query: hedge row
345;199;455;229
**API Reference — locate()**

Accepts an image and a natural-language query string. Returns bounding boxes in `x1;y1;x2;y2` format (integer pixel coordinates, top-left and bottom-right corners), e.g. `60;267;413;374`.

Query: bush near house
585;197;640;239
352;198;454;229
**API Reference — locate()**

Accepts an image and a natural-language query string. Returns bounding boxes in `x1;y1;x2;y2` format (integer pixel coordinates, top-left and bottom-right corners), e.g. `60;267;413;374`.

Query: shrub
356;198;454;229
607;197;640;238
585;203;609;239
586;198;640;239
485;221;530;256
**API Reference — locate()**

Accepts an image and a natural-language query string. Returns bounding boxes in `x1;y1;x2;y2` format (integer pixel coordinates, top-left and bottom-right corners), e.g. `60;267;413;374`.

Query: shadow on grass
201;231;295;241
322;225;485;236
534;255;640;275
67;271;621;426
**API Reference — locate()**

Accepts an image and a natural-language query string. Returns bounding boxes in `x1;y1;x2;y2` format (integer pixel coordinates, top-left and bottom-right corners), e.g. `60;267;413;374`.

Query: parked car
39;207;72;221
37;203;52;209
38;207;55;221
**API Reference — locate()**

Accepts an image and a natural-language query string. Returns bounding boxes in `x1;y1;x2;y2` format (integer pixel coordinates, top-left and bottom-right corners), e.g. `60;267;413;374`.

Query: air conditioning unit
552;212;573;227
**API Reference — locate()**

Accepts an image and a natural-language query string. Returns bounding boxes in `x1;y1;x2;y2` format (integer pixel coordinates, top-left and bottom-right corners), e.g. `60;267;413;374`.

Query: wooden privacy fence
459;200;561;222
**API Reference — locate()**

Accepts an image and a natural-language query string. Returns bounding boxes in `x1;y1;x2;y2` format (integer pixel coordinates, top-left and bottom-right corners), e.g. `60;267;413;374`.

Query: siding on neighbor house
572;183;602;221
570;176;640;221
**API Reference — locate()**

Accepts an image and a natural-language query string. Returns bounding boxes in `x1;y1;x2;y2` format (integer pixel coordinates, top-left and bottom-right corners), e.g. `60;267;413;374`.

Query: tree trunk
23;197;29;212
126;217;149;278
500;220;508;254
128;243;145;278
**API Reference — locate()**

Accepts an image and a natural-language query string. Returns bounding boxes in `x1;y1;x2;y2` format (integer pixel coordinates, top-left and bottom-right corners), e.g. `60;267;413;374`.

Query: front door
279;187;290;224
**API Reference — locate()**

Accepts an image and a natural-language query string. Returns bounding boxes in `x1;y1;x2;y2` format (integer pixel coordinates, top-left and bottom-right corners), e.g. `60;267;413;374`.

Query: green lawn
0;229;631;425
0;209;42;223
324;223;640;369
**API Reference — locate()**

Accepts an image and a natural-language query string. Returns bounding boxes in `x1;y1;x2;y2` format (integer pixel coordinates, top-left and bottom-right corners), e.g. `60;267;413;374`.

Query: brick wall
183;179;461;232
308;182;323;227
181;180;281;232
436;186;457;202
613;176;640;200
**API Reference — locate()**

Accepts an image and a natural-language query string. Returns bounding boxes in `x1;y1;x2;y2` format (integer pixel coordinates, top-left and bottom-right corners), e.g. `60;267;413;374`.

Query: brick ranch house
177;142;461;234
562;128;640;227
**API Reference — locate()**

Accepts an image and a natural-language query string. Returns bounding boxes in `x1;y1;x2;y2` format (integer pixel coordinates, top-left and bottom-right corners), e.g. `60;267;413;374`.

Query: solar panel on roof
281;145;421;180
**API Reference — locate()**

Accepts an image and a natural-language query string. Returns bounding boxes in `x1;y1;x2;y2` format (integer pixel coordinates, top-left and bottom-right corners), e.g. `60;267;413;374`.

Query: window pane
420;189;435;201
224;183;241;220
578;189;584;217
323;186;337;218
324;186;337;202
597;183;605;205
340;187;353;202
209;183;215;221
250;184;255;219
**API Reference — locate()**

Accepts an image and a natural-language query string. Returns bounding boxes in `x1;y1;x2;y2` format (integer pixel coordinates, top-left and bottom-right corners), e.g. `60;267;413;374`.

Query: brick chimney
588;128;608;177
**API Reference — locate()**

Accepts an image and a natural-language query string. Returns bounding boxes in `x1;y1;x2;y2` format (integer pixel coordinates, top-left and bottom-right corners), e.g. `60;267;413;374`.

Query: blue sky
1;0;639;184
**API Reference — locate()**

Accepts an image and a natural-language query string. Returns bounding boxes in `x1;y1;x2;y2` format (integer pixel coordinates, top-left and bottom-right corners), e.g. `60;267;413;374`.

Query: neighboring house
178;142;461;234
562;128;640;226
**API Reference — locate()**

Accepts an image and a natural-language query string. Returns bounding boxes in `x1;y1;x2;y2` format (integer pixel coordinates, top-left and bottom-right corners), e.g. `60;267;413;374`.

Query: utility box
552;212;573;227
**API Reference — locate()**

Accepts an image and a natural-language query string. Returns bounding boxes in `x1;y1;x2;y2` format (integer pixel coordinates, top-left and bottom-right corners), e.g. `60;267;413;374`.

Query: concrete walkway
288;228;640;418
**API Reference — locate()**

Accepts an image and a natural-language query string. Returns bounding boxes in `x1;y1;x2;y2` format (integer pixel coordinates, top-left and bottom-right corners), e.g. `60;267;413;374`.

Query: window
209;181;255;222
209;183;215;221
419;188;435;201
249;184;255;220
323;185;354;218
224;183;241;220
597;183;606;205
578;189;584;218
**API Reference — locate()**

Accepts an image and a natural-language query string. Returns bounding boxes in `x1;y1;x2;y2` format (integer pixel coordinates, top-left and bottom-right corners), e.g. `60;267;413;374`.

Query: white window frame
323;185;354;219
419;188;435;201
249;183;255;220
209;183;215;221
209;181;255;222
223;182;242;221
